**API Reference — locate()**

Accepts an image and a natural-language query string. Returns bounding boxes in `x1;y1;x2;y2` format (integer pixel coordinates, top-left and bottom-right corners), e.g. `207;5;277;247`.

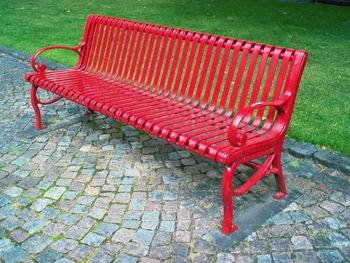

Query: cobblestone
0;48;349;262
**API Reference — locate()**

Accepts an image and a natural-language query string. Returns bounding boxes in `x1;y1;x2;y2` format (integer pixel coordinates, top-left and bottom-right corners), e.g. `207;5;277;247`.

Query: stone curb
283;137;350;175
1;44;349;176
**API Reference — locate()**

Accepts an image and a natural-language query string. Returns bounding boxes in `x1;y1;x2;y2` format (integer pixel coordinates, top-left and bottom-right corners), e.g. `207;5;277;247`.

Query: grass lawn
1;0;349;155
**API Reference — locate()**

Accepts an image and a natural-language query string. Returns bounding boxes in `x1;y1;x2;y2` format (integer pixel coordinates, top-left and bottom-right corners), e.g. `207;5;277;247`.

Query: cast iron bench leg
221;163;239;235
272;152;287;200
30;85;46;130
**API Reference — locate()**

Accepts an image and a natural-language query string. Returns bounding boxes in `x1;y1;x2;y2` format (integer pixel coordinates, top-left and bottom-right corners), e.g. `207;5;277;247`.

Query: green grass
1;0;349;155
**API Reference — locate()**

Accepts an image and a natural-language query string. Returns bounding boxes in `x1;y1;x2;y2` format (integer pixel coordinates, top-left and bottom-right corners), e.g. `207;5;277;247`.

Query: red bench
24;15;308;235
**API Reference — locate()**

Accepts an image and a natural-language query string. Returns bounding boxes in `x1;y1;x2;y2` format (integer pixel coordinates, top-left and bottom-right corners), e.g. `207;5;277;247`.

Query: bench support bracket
221;150;287;235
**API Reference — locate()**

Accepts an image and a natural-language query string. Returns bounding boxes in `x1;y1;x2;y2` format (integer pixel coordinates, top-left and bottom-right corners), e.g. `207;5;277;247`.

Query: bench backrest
76;15;307;123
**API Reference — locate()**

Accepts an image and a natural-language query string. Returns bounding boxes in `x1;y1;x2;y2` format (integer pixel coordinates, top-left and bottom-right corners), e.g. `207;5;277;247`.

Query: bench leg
272;152;287;200
221;163;239;235
30;85;46;130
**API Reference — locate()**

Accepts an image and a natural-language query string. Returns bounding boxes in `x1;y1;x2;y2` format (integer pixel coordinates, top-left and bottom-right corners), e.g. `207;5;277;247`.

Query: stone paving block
320;200;345;215
94;223;119;237
51;238;78;253
22;219;50;234
89;207;107;219
36;248;63;263
55;258;74;263
272;252;292;263
317;217;347;230
293;250;318;263
67;244;91;261
289;210;310;223
41;207;60;219
91;252;113;263
149;246;171;260
2;246;28;263
317;249;344;263
44;187;66;200
31;198;55;212
114;254;138;263
0;195;11;207
133;229;154;245
64;225;90;240
0;238;13;254
328;232;350;247
291;235;313;250
112;228;135;243
4;186;23;197
159;221;176;232
1;216;23;231
22;234;51;254
10;228;29;243
256;254;271;263
314;172;350;193
81;232;106;246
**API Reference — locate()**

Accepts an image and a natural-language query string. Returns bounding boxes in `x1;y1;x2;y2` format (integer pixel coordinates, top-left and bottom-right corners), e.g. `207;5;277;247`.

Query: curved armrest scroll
228;94;291;147
31;42;85;73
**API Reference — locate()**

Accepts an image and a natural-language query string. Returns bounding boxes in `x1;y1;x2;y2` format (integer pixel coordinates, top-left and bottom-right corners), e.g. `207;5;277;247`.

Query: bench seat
25;69;275;165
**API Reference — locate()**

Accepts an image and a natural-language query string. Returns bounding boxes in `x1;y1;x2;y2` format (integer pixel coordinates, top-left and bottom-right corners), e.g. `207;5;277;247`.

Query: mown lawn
1;0;349;155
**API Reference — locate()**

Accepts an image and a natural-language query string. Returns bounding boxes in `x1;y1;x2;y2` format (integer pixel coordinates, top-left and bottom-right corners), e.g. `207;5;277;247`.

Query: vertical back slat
185;35;208;104
192;36;216;107
153;29;171;93
172;32;193;99
178;33;201;101
225;42;252;117
217;40;243;114
200;38;225;109
146;27;165;90
158;29;178;95
236;44;262;111
208;39;233;112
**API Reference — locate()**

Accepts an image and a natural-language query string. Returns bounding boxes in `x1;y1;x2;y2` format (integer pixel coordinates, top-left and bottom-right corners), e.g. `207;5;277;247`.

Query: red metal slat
152;28;171;93
94;18;113;75
85;17;104;71
121;23;139;81
236;44;262;112
171;32;193;100
177;33;201;102
208;39;233;112
216;41;243;115
253;48;283;126
158;29;179;96
105;20;124;79
140;25;159;86
200;38;226;109
225;42;253;117
191;36;216;107
116;22;134;78
109;21;128;80
184;34;208;104
164;30;186;97
127;24;146;82
134;25;152;86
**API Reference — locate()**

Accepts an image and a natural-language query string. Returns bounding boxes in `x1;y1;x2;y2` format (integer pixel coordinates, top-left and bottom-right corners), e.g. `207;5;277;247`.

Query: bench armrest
228;93;291;147
31;42;85;72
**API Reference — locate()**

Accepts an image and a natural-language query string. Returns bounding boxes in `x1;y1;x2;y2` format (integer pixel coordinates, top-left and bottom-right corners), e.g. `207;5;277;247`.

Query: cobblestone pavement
0;49;349;263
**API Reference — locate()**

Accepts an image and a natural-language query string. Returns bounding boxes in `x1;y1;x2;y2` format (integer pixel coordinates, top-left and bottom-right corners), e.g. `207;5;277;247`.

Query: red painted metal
24;15;308;235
